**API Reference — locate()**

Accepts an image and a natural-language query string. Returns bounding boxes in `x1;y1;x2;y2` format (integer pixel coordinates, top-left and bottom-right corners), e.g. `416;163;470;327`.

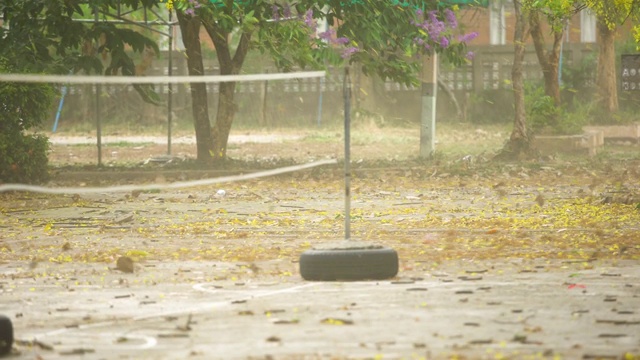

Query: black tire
299;247;398;281
0;315;13;357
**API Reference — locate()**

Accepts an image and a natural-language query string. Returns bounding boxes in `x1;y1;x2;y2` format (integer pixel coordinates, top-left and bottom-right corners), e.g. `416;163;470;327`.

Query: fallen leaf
116;256;134;273
567;284;586;290
321;318;354;325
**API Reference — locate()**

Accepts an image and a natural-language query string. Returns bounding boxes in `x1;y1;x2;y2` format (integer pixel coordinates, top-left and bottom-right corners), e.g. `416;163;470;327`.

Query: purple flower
444;9;457;28
415;9;423;17
439;36;450;48
335;37;349;45
304;9;314;28
428;11;438;24
272;4;280;21
414;14;446;40
318;29;336;41
458;31;479;43
185;7;195;16
426;21;445;39
465;51;475;60
341;46;359;59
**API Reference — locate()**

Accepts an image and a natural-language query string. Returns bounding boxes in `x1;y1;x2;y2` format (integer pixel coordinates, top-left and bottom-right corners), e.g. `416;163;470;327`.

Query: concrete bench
584;124;640;143
534;130;604;157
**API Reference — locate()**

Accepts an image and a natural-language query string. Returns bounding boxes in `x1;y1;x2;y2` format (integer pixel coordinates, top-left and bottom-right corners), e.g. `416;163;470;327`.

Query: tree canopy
0;0;480;165
168;0;478;84
166;0;479;162
0;1;159;75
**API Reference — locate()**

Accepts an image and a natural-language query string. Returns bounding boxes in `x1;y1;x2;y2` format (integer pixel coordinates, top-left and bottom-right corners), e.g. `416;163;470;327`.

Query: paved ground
2;167;640;359
2;130;640;359
2;258;640;359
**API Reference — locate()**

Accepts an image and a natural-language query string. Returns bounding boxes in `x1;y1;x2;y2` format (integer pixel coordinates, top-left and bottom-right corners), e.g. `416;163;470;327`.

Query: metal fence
52;43;596;129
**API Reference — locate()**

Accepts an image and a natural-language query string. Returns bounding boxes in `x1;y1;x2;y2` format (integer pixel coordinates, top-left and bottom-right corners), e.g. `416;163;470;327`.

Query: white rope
0;71;325;84
0;159;337;194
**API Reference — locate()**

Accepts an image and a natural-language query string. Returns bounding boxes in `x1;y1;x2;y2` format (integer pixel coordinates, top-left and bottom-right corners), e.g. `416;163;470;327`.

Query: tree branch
529;11;549;71
232;32;252;74
202;20;232;74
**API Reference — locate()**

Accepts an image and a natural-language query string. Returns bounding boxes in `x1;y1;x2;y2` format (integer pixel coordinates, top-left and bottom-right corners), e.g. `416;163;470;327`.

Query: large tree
584;0;640;115
169;0;478;164
524;0;583;108
498;0;531;160
1;0;478;167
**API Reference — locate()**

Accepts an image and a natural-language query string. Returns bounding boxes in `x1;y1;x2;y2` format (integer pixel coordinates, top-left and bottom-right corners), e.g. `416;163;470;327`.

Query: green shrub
0;133;50;183
525;81;588;135
556;100;592;134
0;75;55;184
525;82;559;134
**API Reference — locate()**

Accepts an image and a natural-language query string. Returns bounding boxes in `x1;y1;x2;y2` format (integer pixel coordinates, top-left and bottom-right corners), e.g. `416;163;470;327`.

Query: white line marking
191;281;318;297
0;71;325;84
0;159;337;194
116;334;158;350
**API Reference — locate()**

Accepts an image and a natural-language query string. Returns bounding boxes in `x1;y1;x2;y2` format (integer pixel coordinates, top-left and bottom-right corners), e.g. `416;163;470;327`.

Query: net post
167;9;173;156
260;70;268;126
343;66;351;241
94;7;103;167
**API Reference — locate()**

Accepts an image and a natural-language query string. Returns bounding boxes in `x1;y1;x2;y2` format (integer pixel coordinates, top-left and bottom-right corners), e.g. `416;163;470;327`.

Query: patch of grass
302;132;342;142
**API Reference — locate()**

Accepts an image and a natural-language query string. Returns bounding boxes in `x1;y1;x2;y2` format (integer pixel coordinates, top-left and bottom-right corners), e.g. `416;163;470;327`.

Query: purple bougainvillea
458;31;479;43
341;46;359;59
318;29;336;41
439;36;449;48
444;8;457;29
411;8;477;59
304;9;314;29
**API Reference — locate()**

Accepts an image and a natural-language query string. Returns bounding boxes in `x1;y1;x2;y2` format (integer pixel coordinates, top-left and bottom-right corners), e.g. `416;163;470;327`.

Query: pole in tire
344;67;351;241
298;67;399;281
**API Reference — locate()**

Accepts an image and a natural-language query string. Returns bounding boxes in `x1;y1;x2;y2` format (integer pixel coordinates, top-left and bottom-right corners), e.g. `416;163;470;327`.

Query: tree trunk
202;21;252;161
529;11;563;107
499;0;532;160
176;10;214;164
596;19;619;115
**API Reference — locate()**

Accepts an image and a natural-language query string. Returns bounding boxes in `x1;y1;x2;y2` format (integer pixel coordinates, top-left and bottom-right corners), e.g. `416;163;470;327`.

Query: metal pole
343;67;351;241
420;54;437;158
167;9;173;155
95;7;102;166
317;76;324;127
316;6;329;128
260;71;268;126
52;84;67;133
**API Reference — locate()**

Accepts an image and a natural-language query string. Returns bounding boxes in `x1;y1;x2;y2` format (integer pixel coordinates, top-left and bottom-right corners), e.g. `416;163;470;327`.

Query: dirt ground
1;129;640;359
